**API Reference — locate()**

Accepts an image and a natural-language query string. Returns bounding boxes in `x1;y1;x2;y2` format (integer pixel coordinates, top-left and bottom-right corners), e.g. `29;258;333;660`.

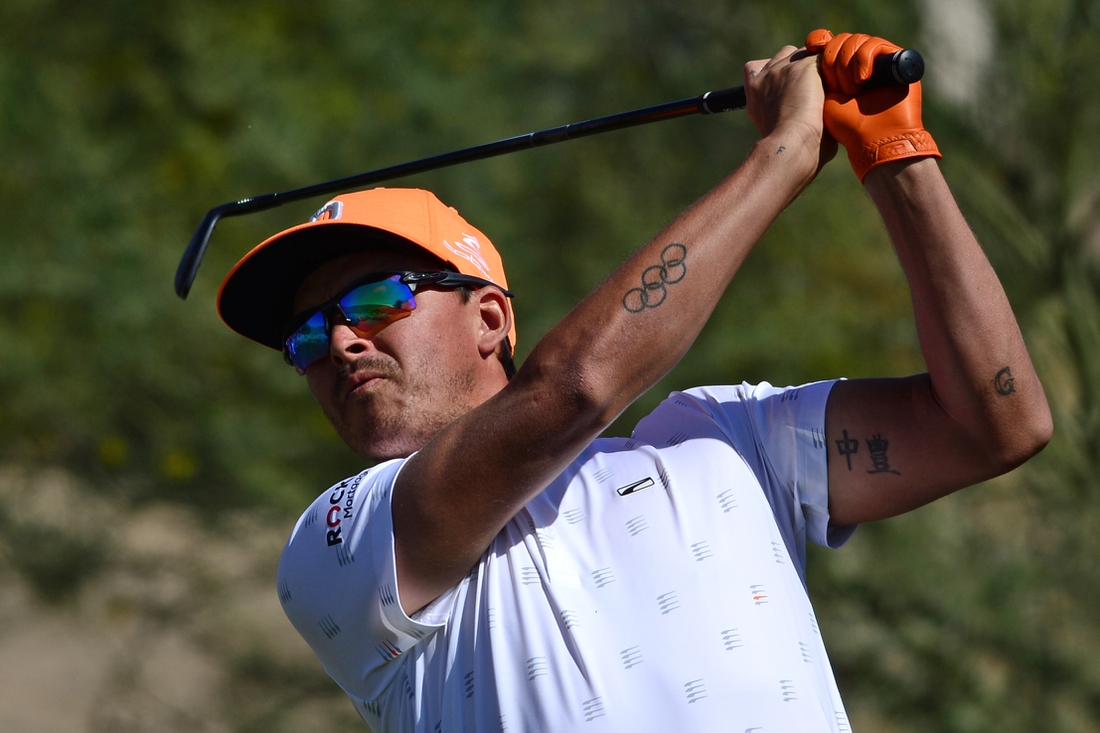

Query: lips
336;355;401;400
342;370;384;399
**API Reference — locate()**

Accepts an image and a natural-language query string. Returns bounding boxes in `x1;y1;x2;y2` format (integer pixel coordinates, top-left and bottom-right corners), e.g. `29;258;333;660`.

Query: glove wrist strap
854;131;941;181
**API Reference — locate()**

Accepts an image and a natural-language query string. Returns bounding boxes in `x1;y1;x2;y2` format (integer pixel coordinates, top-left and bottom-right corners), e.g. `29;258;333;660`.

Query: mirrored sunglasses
283;271;512;375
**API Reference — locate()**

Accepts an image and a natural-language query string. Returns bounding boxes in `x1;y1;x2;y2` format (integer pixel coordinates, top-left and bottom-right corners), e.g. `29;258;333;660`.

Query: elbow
986;399;1053;475
1030;397;1055;453
1017;403;1054;463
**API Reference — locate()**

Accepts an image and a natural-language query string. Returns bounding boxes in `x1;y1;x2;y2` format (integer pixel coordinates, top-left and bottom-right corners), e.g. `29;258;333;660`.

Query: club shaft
175;47;924;299
263;88;746;209
174;86;746;298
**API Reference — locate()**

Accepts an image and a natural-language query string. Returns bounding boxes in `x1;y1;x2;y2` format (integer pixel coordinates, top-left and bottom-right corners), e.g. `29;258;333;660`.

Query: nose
328;322;374;367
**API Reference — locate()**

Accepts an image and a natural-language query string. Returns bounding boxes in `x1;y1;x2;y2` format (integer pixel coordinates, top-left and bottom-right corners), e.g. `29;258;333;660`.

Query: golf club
174;49;923;298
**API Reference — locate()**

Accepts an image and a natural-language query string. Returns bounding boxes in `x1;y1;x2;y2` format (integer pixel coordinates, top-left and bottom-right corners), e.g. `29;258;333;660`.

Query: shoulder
280;459;407;576
679;380;835;411
276;458;444;701
633;380;837;443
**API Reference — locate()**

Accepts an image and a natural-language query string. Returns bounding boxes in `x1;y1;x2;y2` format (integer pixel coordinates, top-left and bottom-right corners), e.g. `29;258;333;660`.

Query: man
216;31;1051;732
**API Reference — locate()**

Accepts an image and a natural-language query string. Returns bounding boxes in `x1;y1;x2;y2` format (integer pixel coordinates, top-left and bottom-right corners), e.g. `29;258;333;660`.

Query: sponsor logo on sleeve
323;478;359;547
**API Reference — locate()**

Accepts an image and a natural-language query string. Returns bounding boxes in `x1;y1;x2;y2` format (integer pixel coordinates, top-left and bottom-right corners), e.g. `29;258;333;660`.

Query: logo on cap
444;234;492;281
310;201;344;222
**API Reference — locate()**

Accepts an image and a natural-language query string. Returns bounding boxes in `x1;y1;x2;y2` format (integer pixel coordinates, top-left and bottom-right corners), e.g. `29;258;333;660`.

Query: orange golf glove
805;29;941;181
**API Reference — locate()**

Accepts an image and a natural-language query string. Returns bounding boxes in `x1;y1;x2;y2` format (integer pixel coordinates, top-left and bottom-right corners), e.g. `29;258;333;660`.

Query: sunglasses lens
339;278;416;337
285;311;330;374
284;276;418;375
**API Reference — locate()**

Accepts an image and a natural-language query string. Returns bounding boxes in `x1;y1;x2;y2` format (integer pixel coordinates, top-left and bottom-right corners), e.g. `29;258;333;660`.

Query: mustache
333;355;399;398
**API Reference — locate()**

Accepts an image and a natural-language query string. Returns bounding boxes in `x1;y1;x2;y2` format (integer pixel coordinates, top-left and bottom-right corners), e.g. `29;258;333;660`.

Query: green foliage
0;0;1096;730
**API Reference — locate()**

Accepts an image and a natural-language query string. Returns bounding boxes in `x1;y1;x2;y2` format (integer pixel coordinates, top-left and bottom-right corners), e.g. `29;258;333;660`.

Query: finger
789;47;816;64
836;33;871;96
766;44;800;69
743;59;767;85
805;28;834;53
852;37;900;84
820;32;851;92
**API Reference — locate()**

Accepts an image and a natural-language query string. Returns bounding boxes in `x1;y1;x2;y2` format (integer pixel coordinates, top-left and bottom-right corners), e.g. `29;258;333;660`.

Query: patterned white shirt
278;380;856;732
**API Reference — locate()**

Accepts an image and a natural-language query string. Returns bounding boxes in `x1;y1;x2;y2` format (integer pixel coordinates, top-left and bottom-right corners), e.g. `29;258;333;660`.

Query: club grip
700;86;747;113
865;49;924;90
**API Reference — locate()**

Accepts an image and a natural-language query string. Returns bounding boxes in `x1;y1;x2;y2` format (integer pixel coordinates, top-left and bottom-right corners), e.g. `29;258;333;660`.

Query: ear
473;287;511;360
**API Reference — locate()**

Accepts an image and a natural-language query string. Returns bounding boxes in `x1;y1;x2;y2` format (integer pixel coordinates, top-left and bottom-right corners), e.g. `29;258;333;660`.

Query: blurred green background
1;0;1098;730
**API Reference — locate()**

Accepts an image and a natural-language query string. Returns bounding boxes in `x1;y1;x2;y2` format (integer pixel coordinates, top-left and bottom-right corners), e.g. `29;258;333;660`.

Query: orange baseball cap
218;187;516;353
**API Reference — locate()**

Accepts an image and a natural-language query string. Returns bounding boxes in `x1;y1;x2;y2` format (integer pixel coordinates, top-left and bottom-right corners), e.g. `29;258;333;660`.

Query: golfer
217;31;1050;731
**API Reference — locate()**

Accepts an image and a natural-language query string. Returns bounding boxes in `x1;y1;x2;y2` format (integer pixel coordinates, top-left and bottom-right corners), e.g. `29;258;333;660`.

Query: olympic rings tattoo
622;243;688;313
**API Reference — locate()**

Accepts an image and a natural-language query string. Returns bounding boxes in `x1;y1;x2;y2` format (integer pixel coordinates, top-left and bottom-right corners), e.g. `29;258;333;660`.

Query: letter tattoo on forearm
622;243;688;312
994;366;1016;396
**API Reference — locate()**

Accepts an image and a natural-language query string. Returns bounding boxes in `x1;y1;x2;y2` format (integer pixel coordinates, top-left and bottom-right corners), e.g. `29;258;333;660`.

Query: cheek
416;297;477;353
305;368;338;406
405;322;461;374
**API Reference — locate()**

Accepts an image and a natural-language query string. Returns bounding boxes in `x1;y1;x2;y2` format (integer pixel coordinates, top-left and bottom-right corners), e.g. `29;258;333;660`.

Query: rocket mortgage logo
324;478;359;546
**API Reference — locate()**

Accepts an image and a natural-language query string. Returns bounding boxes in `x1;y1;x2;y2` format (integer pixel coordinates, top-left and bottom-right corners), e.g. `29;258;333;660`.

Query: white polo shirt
278;380;856;732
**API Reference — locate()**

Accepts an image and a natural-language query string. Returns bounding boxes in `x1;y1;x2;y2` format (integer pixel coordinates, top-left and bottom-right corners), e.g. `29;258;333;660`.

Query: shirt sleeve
276;459;446;701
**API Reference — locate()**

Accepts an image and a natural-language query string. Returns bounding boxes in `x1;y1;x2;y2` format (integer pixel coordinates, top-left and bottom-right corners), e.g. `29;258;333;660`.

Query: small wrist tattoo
623;243;688;312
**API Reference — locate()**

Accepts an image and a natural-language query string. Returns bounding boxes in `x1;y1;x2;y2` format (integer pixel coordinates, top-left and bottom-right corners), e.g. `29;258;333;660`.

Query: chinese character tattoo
865;433;901;475
835;429;859;470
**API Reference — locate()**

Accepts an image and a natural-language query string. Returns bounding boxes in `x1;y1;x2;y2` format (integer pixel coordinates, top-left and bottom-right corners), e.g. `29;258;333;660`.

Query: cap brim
217;223;418;351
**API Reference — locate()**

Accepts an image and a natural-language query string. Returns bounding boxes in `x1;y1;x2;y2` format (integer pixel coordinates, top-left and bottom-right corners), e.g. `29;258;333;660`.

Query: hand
744;45;837;175
805;29;941;181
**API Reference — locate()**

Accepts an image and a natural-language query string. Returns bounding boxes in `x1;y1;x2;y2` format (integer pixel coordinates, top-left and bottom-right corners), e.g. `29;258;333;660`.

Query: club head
175;208;223;299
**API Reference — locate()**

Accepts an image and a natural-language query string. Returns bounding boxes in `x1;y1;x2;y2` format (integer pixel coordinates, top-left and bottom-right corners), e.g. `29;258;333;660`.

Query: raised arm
393;47;834;613
825;159;1051;525
804;31;1053;525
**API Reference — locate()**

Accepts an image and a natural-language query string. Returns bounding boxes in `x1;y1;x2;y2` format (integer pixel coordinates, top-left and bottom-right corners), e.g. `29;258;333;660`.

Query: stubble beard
324;352;477;460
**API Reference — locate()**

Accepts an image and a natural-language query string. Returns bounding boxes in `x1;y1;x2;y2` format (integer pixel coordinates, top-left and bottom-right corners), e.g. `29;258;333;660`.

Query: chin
345;424;427;461
335;401;466;461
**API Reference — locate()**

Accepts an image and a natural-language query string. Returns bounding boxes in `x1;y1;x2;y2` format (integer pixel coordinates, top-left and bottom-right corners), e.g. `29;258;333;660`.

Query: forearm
865;158;1051;466
524;129;818;431
448;130;817;530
